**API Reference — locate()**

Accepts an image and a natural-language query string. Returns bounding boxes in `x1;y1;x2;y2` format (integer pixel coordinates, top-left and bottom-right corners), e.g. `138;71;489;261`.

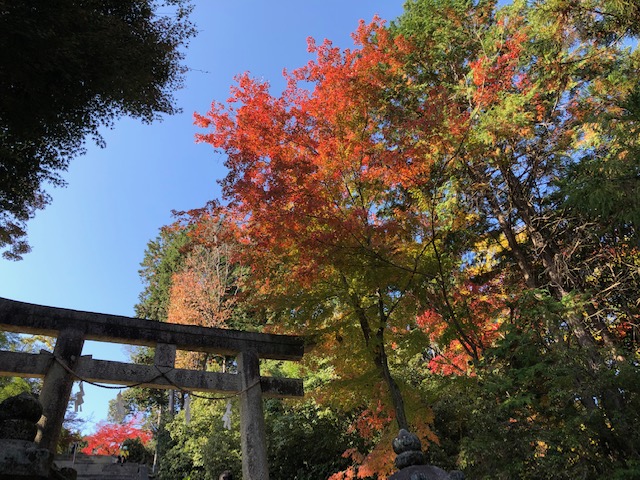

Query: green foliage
0;0;195;260
129;228;192;420
159;398;241;480
562;153;640;231
266;400;363;480
136;227;191;321
387;2;640;476
0;332;40;401
122;437;154;465
421;315;640;479
157;394;360;480
560;81;640;234
133;0;640;477
0;377;37;403
538;0;640;41
391;0;494;81
58;410;87;455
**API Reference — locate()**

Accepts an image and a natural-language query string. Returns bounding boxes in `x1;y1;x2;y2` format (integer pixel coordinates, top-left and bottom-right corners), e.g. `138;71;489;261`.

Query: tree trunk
374;330;409;430
344;274;410;430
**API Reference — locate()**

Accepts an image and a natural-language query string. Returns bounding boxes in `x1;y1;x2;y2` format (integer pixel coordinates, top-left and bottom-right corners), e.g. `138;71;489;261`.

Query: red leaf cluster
81;418;151;456
193;18;462;289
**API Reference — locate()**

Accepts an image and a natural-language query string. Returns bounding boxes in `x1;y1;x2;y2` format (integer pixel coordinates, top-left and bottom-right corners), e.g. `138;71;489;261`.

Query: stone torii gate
0;297;305;480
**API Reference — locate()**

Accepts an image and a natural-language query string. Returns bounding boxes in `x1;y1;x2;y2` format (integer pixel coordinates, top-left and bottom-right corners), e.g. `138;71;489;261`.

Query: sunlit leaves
82;418;151;456
183;0;640;477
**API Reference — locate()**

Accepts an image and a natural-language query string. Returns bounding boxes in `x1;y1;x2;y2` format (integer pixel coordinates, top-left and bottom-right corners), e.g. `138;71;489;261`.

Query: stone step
56;454;116;465
76;477;140;480
53;456;148;480
72;477;143;480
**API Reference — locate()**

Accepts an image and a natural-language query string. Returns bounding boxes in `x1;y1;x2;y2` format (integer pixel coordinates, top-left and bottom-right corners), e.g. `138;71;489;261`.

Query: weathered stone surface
0;394;55;478
0;418;38;441
57;467;77;480
49;464;78;480
154;343;177;367
390;429;464;480
392;429;425;470
0;296;304;360
53;454;117;478
0;438;52;479
36;328;85;453
395;450;426;470
0;350;304;398
101;463;141;475
0;392;42;422
239;350;269;480
388;465;452;480
393;429;423;454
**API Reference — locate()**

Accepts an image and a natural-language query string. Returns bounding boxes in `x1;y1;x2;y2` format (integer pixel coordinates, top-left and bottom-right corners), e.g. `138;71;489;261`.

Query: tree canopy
0;0;195;259
135;0;640;477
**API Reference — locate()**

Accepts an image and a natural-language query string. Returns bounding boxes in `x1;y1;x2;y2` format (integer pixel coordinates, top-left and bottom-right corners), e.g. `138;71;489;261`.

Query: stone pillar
238;349;269;480
36;328;85;452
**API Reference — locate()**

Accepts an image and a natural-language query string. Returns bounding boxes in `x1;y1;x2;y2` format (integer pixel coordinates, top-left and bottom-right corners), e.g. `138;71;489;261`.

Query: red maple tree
194;17;432;430
82;418;151;456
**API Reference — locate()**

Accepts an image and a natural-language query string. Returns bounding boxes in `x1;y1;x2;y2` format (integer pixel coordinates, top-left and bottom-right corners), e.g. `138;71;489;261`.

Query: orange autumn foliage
193;17;462;287
164;214;244;368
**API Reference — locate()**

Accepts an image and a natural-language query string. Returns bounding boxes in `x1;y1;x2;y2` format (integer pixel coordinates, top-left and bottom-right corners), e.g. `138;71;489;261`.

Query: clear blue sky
1;1;406;434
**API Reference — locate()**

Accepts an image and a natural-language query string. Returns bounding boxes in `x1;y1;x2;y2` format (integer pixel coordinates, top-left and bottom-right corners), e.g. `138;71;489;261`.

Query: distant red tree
81;418;151;455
